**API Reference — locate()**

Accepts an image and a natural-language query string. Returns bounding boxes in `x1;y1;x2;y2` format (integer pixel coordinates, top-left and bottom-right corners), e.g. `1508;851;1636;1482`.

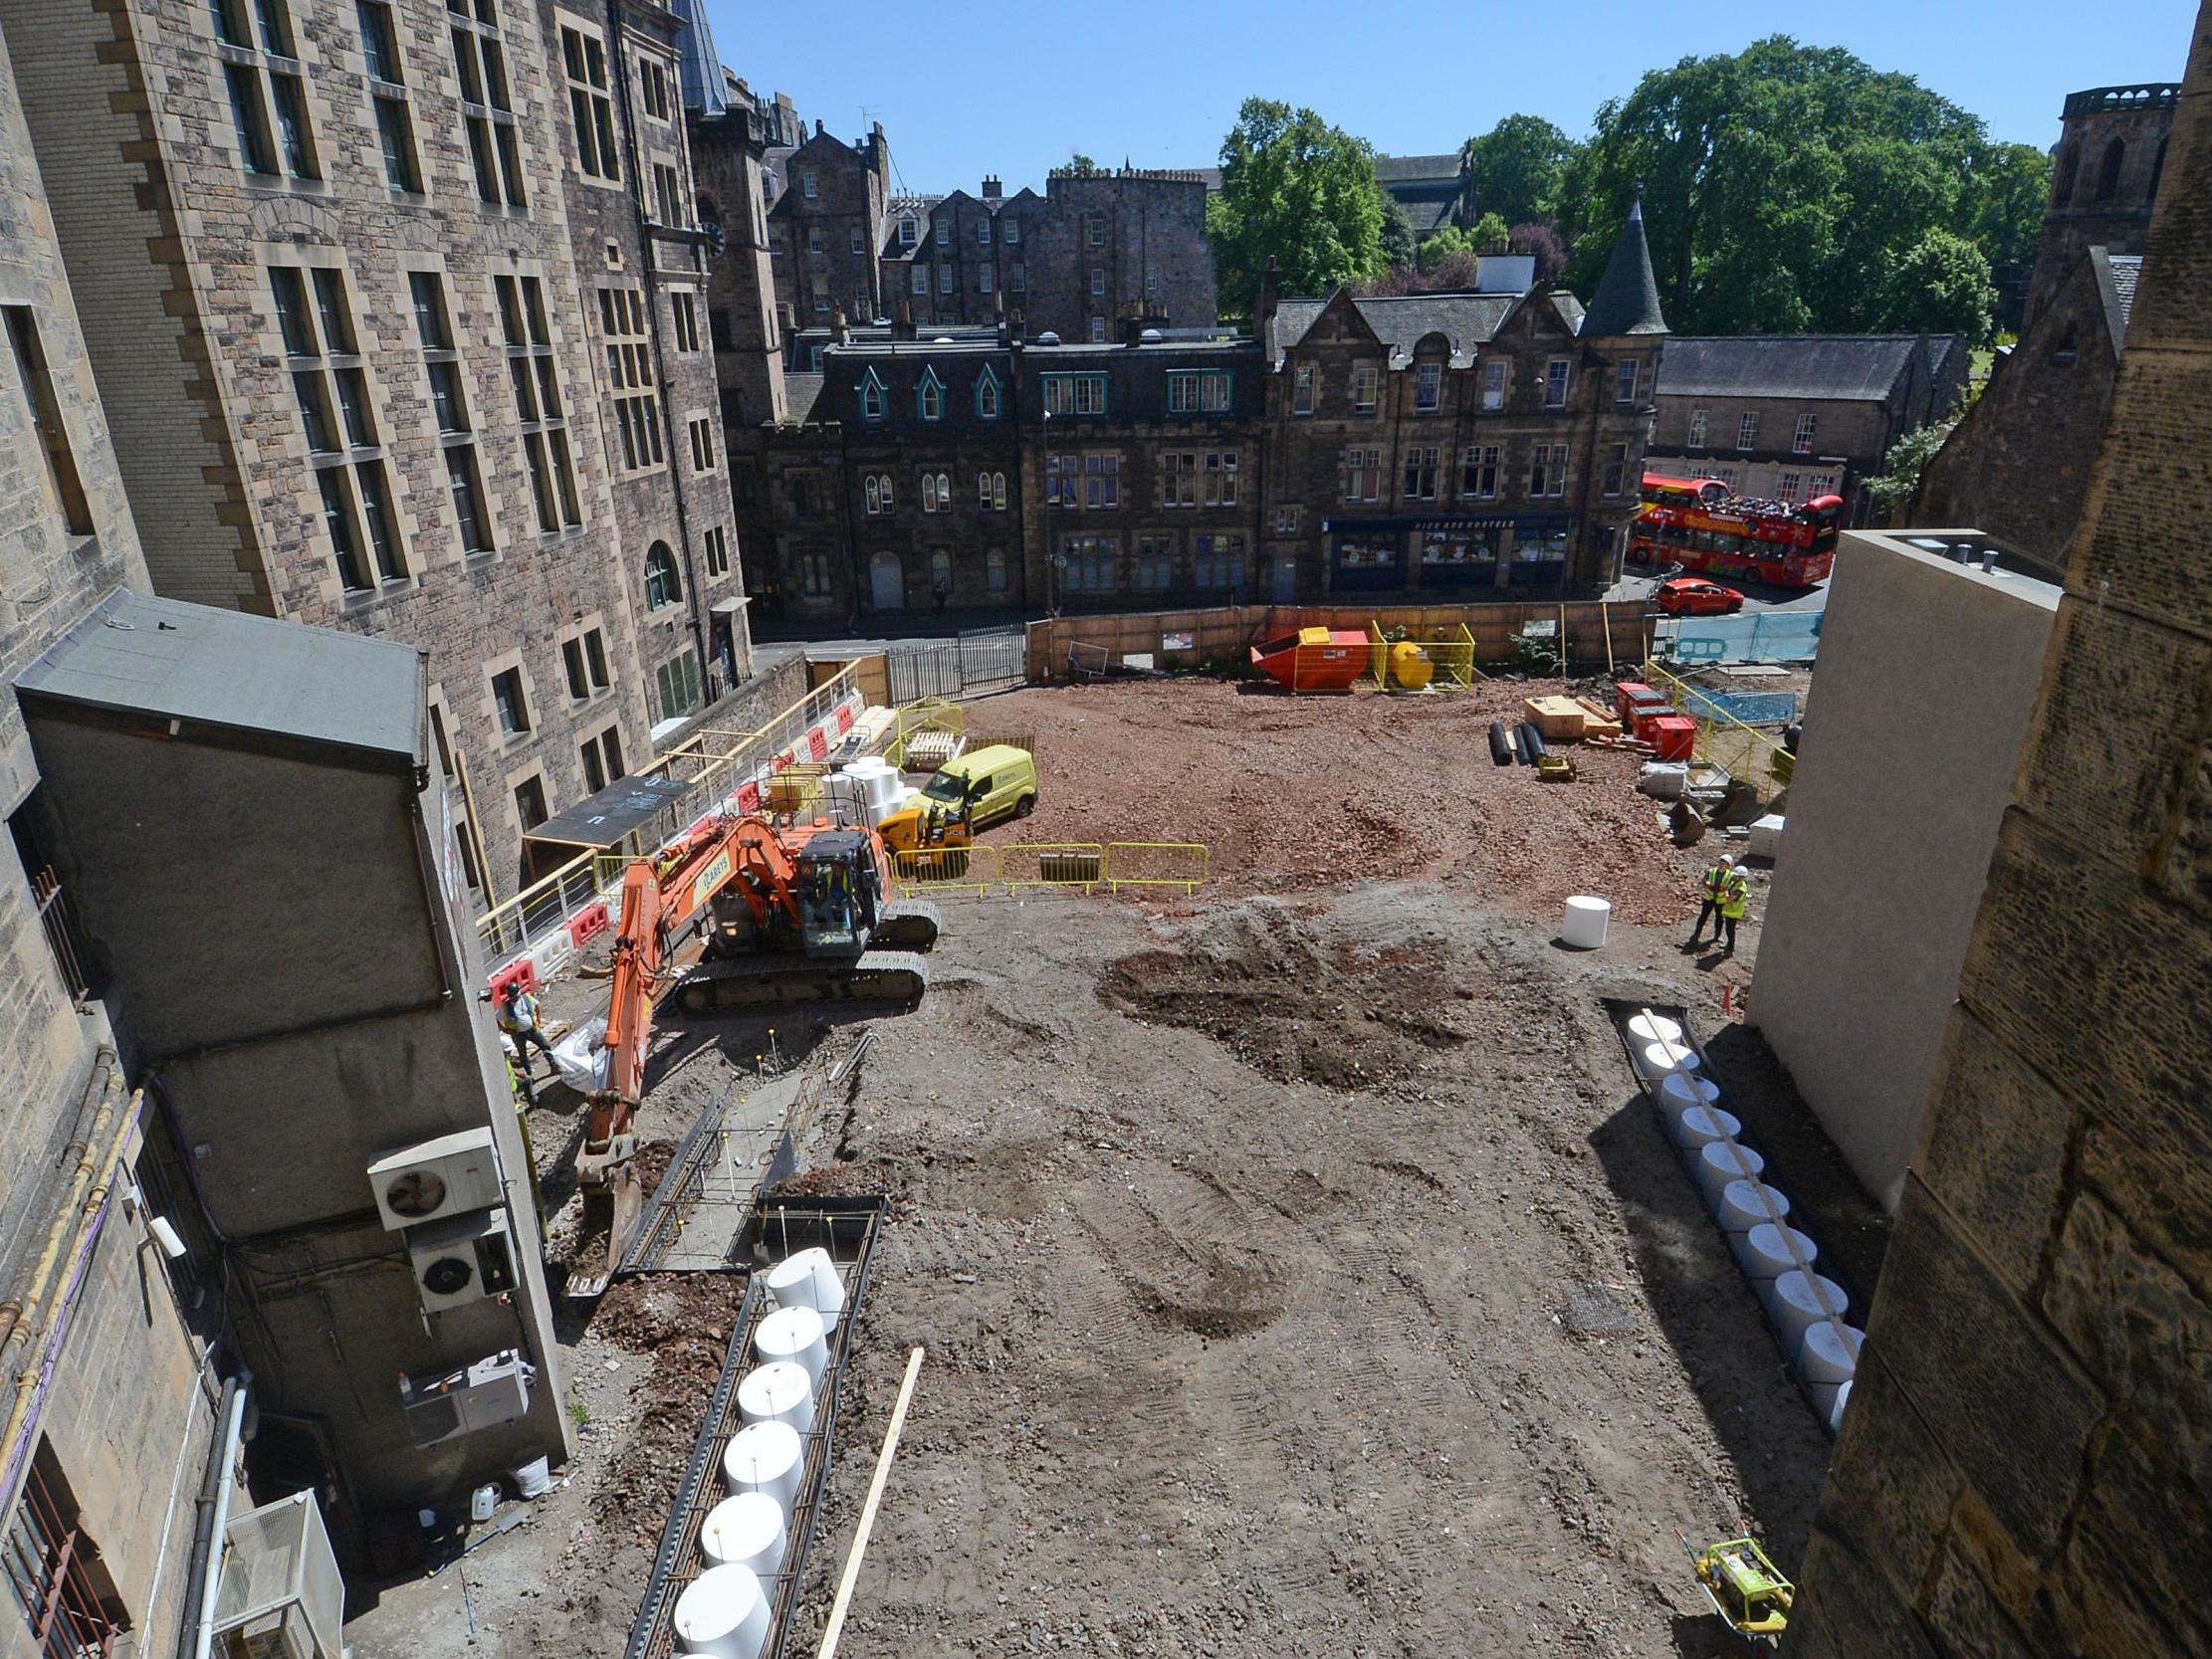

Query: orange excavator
567;811;936;1294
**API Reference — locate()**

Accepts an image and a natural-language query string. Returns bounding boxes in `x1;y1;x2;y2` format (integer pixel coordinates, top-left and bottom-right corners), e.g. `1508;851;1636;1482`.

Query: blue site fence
1657;609;1825;665
1673;686;1800;726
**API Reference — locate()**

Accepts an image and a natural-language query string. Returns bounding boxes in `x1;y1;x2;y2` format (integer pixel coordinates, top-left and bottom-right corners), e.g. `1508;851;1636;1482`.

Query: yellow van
881;743;1036;850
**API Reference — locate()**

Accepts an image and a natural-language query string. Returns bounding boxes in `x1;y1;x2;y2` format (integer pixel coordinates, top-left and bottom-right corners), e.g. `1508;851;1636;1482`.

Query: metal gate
885;625;1024;702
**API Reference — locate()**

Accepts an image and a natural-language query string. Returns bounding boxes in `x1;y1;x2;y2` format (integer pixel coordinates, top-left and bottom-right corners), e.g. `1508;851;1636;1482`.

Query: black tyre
1013;794;1035;819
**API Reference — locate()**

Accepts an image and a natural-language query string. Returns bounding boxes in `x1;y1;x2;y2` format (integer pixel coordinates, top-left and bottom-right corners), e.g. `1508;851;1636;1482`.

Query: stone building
1911;80;2178;568
1644;333;1967;522
1259;200;1667;599
678;43;789;433
1785;10;2212;1653
0;19;223;1658
3;0;753;901
766;120;892;333
1373;150;1475;235
879;167;1217;343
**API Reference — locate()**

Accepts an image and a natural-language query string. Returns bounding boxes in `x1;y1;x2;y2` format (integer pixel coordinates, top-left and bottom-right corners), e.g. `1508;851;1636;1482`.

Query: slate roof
1373;152;1464;184
667;0;727;117
1656;335;1952;402
1272;293;1521;366
1581;193;1667;336
782;372;825;423
2095;249;2142;352
16;590;422;768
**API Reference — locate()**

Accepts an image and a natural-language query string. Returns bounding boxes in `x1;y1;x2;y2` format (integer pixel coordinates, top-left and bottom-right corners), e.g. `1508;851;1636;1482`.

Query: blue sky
698;0;2192;196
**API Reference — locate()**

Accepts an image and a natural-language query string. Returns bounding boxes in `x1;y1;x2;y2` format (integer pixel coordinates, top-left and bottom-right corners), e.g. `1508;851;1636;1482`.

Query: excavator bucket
565;1160;643;1301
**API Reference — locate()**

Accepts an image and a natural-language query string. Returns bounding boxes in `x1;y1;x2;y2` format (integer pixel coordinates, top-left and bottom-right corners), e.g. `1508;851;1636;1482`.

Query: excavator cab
791;829;886;955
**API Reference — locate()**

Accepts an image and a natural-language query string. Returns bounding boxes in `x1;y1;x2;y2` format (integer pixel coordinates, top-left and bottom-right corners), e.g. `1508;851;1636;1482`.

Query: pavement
1604;567;1830;614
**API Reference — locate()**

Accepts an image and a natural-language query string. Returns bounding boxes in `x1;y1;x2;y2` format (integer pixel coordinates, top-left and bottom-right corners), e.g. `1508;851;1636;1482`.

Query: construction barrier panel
1363;622;1480;692
892;844;997;896
884;697;964;770
997;843;1106;891
1656;609;1824;666
1643;661;1793;785
1105;842;1209;894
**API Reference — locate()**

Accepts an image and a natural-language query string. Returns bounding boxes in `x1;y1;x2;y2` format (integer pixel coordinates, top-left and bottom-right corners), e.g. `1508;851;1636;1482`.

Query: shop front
1324;514;1578;596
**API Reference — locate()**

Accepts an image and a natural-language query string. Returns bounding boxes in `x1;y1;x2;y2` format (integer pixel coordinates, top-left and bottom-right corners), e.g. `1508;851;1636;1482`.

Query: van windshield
919;771;967;804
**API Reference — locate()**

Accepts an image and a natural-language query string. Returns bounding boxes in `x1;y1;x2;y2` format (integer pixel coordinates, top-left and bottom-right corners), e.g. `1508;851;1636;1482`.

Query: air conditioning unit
366;1128;501;1230
398;1349;536;1447
406;1206;518;1314
211;1492;341;1659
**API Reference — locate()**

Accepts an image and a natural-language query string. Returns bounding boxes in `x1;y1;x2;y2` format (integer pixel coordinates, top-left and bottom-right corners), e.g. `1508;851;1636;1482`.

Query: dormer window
859;368;886;421
975;365;1001;419
917;367;945;422
899;216;918;247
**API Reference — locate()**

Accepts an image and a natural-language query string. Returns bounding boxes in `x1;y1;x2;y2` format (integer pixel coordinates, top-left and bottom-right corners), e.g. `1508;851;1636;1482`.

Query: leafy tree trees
1866;420;1952;517
1509;222;1570;285
1881;229;1997;339
1558;37;2047;340
1209;98;1389;312
1065;152;1101;175
1461;114;1580;226
1380;197;1421;273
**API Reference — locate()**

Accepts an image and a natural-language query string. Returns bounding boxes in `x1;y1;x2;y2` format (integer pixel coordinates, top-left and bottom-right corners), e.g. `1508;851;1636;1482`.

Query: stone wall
1785;11;2212;1653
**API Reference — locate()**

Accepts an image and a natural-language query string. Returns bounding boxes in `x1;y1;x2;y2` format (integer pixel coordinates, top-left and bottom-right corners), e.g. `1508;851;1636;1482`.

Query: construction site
322;602;1881;1659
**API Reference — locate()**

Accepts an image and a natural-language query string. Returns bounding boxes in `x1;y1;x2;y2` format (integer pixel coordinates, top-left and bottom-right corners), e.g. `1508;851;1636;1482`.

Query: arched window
992;472;1006;511
645;541;681;609
864;476;881;515
977;472;993;508
2051;325;2079;365
2095;137;2126;205
921;474;940;513
878;474;895;511
936;472;951;509
2055;141;2081;207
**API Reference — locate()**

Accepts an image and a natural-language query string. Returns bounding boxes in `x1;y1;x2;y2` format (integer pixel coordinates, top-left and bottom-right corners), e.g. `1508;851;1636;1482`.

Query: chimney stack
983;174;1002;200
1253;255;1279;340
893;301;916;341
830;307;848;345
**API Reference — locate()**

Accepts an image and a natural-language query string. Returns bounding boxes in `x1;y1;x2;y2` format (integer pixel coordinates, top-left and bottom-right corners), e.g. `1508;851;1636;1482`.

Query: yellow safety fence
477;660;866;959
884;697;964;770
1363;622;1480;692
893;842;1207;898
1641;660;1793;786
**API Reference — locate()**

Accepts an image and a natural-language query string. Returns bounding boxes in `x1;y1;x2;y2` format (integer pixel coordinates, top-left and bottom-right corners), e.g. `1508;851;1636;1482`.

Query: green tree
1959;140;2052;273
1560;38;2021;336
1880;229;1997;339
1866;421;1952;518
1461;114;1580;226
1380;197;1421;272
1065;152;1101;176
1209;97;1389;312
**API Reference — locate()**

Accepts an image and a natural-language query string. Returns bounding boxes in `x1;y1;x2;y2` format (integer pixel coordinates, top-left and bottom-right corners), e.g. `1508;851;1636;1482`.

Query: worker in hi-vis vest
1686;855;1733;948
498;980;556;1076
1717;862;1750;957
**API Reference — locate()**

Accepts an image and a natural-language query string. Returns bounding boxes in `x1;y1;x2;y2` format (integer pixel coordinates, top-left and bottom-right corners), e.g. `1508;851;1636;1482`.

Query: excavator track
673;948;930;1013
872;898;941;950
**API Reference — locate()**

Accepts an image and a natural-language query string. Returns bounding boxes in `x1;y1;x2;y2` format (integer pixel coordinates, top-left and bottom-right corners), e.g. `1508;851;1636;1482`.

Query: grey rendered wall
1751;533;2058;1208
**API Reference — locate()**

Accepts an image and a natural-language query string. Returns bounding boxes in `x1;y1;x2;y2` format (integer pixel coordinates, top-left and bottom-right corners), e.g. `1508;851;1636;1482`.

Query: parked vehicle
881;743;1037;849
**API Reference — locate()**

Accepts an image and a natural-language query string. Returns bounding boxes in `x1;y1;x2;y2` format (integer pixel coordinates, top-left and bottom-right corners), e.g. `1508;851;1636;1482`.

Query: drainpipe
181;1370;251;1659
605;0;715;703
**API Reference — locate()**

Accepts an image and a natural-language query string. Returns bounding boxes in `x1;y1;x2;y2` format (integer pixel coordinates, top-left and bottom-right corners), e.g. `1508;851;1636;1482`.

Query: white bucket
1627;1012;1682;1046
737;1361;816;1434
1732;1219;1817;1276
1696;1141;1765;1208
1798;1320;1865;1387
722;1421;804;1510
1717;1180;1792;1235
756;1305;829;1386
1637;1039;1699;1082
1656;1072;1720;1135
672;1563;770;1659
1670;1105;1741;1151
1765;1271;1851;1353
701;1492;788;1579
765;1249;845;1333
1561;896;1610;948
511;1456;552;1499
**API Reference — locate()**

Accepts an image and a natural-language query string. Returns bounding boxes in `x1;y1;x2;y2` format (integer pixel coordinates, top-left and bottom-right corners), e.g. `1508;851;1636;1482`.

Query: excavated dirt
984;677;1712;924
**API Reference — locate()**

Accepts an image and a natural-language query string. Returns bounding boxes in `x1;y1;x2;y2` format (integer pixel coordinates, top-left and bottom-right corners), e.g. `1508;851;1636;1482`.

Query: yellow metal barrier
1104;842;1209;895
892;844;996;896
1363;623;1479;692
997;843;1106;891
885;696;964;770
1641;660;1791;782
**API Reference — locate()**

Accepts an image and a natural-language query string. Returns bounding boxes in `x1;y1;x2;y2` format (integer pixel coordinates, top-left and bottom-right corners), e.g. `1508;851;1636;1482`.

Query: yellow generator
1680;1533;1792;1650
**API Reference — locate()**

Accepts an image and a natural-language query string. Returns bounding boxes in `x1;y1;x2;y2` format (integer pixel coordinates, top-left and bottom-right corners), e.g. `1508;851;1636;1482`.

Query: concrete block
1865;1182;2103;1563
1746;812;1785;859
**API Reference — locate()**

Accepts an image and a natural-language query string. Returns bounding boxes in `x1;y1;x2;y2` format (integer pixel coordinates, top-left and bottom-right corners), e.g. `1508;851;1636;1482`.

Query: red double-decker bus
1630;474;1843;589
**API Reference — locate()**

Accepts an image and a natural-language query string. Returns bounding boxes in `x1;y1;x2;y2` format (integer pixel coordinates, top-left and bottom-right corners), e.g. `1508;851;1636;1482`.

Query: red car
1655;576;1746;617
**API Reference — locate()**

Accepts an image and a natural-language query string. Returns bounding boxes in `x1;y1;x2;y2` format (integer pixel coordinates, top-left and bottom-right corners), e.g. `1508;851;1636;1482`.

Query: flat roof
527;774;694;850
15;589;423;768
1845;529;2066;605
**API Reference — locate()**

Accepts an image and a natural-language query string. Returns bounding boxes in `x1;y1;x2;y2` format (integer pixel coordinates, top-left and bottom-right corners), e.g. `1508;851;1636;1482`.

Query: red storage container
1650;716;1697;760
1616;681;1662;723
1632;703;1679;742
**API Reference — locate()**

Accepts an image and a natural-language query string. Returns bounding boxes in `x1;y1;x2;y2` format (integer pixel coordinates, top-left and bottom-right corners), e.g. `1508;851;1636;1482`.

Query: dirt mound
1098;910;1468;1089
590;1272;744;1536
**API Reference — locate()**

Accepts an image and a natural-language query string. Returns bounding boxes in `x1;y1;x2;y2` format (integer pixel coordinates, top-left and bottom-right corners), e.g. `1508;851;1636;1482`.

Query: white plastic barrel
1636;1038;1699;1082
756;1305;828;1386
1670;1105;1741;1151
722;1421;804;1510
701;1492;788;1579
1561;896;1611;948
1626;1012;1682;1046
765;1249;845;1332
1829;1377;1854;1434
1798;1321;1865;1387
672;1563;770;1659
1696;1141;1765;1208
1732;1218;1817;1275
1717;1180;1792;1236
1656;1072;1720;1136
1765;1270;1851;1353
736;1361;816;1434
